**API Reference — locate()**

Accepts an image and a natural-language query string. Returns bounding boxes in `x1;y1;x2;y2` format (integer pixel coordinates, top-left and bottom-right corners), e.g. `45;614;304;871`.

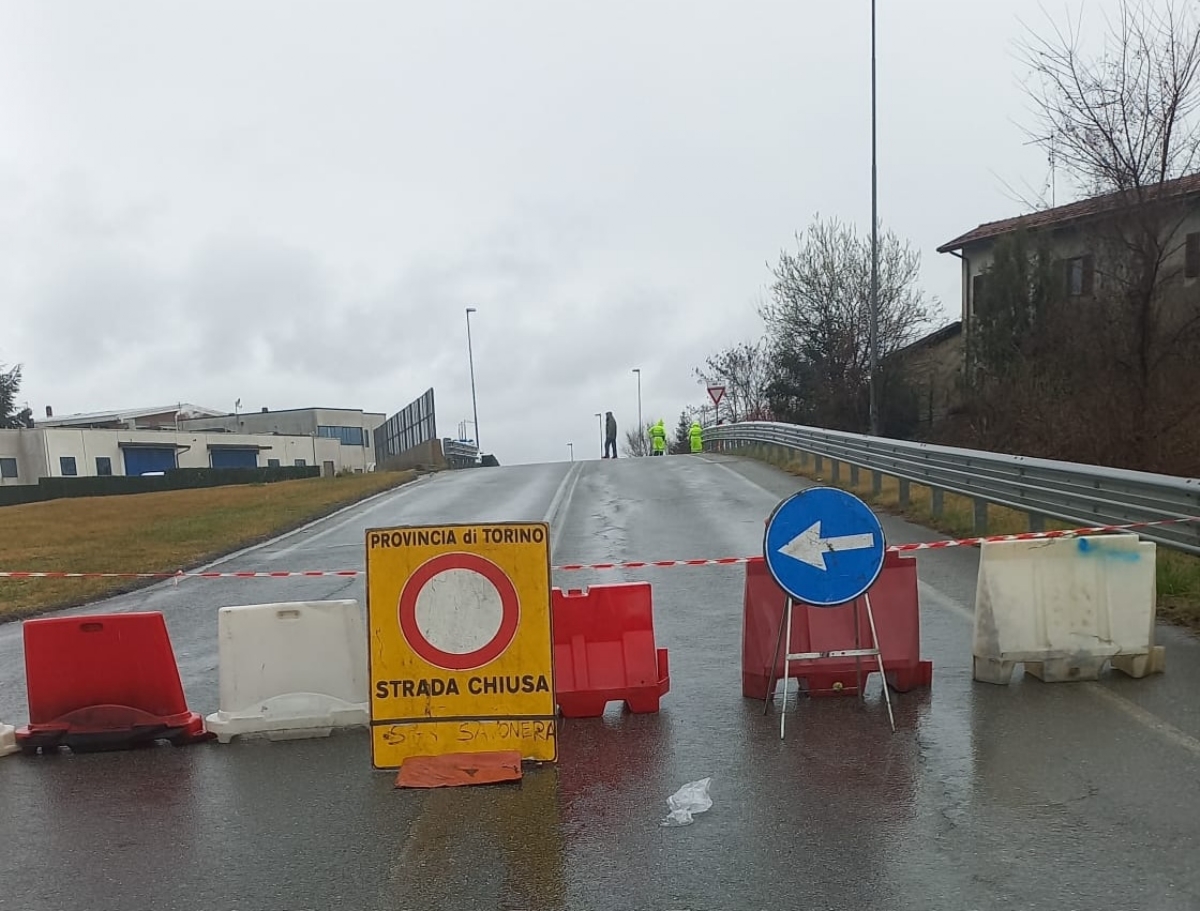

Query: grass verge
0;470;417;622
737;443;1200;633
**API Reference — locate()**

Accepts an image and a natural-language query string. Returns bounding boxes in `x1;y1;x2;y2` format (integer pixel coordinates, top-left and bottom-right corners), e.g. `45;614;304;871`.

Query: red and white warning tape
885;516;1198;554
554;516;1196;569
0;517;1194;581
0;569;364;580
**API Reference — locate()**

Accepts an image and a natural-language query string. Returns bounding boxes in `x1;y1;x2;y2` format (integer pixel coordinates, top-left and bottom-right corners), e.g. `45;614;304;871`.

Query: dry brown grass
0;471;415;621
742;443;1200;632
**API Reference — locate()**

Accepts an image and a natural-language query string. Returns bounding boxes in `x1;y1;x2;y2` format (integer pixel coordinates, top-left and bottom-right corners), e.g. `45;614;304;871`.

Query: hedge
0;465;320;508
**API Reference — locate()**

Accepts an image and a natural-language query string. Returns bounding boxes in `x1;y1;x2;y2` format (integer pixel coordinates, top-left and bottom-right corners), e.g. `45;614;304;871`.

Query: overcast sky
0;1;1116;465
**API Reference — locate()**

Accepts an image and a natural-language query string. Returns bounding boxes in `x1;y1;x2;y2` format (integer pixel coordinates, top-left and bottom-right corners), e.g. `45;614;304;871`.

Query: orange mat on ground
394;750;523;788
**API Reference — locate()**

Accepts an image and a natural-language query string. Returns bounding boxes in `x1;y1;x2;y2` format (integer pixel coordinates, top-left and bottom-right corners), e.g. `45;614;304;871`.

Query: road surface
2;454;1199;911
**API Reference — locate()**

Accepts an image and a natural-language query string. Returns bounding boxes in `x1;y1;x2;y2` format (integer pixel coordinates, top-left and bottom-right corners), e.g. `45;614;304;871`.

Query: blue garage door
122;447;177;476
210;448;258;469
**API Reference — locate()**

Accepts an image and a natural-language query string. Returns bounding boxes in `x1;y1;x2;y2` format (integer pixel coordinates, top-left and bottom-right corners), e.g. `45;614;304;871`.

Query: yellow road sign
365;521;556;769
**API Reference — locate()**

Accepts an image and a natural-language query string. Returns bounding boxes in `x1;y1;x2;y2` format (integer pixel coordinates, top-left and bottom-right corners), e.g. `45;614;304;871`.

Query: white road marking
1084;683;1200;758
919;576;1200;757
271;476;431;559
544;461;584;558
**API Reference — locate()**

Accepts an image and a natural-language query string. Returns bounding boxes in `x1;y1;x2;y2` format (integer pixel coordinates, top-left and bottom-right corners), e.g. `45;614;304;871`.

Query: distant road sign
366;522;556;769
707;386;726;407
763;488;885;607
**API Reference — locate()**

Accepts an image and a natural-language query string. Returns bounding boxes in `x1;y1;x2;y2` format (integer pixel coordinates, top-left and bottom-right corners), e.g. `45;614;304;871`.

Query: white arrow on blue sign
763;487;886;607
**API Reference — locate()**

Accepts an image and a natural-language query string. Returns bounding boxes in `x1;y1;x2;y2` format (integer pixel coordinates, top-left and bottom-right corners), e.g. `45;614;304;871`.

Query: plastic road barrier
552;582;670;718
973;533;1166;684
16;612;209;753
742;551;932;698
205;600;370;743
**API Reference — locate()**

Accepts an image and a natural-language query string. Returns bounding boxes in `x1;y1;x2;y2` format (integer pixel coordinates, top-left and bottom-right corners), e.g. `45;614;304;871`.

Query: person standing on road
689;419;703;454
650;419;666;456
604;411;618;459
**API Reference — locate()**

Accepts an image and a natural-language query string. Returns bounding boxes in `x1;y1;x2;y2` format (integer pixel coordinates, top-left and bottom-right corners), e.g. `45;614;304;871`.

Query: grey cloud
3;0;1091;464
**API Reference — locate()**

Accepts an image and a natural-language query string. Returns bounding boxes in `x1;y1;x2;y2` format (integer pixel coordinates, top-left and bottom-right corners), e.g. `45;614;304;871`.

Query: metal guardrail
442;439;480;470
704;421;1200;556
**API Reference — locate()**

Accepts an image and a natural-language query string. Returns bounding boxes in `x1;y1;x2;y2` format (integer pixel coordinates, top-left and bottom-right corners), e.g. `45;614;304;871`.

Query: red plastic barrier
551;582;670;718
16;611;210;753
742;551;932;699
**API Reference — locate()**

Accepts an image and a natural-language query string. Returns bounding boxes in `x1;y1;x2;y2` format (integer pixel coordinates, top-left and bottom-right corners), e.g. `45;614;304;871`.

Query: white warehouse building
1;404;388;486
0;427;346;486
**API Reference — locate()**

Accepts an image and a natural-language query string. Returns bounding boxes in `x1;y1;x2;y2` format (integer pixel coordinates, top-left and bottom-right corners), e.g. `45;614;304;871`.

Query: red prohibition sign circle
398;552;520;671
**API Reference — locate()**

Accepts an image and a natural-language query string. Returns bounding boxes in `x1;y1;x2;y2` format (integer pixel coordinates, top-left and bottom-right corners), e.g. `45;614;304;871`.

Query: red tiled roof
937;172;1200;253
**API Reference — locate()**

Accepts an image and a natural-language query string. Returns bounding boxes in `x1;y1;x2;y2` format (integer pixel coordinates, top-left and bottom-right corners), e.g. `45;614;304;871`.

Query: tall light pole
868;0;881;437
465;307;480;451
632;368;643;453
594;412;603;457
567;442;574;462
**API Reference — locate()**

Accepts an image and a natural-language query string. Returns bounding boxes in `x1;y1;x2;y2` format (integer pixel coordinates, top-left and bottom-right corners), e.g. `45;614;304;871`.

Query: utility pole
465;307;480;451
868;0;881;437
632;368;643;455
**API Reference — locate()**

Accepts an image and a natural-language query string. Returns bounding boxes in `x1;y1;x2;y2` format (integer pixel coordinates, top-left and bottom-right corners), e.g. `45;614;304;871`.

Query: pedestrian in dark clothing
604;412;618;458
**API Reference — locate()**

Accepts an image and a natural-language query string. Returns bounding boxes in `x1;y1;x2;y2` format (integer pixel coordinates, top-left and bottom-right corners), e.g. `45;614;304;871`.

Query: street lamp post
465;307;480;452
631;368;643;454
594;412;602;458
868;0;880;437
567;442;574;462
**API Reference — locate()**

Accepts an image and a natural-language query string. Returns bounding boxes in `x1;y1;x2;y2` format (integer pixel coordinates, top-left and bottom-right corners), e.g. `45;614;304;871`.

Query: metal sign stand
760;487;895;741
765;593;896;740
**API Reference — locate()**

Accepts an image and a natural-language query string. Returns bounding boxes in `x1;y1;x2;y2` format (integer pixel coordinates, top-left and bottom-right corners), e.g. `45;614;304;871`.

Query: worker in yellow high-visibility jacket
689;420;703;453
649;419;667;456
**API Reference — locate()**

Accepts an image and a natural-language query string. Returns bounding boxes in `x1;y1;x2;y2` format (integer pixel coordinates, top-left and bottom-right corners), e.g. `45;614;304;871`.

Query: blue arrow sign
763;487;886;607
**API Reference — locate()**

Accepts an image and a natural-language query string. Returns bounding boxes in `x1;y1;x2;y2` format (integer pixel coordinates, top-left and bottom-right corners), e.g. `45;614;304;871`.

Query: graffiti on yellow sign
365;521;556;769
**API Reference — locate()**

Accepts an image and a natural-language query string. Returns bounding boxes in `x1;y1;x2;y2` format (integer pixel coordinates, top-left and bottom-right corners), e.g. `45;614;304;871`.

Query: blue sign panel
763;487;886;607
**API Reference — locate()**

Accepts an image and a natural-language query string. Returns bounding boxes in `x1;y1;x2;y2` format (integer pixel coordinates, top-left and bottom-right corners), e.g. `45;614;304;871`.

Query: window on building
60;456;78;476
970;273;987;318
317;425;365;446
1065;255;1095;296
1186;233;1200;279
0;458;16;479
972;273;985;301
96;457;112;476
267;458;281;468
295;458;307;467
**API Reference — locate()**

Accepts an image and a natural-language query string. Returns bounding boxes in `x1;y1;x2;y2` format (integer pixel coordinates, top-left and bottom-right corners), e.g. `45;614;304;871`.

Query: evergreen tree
0;364;34;429
669;411;691;454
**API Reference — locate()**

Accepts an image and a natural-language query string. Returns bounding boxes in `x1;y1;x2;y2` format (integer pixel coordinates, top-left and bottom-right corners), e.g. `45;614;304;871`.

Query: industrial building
0;426;345;486
38;403;227;431
177;406;385;472
0;403;389;486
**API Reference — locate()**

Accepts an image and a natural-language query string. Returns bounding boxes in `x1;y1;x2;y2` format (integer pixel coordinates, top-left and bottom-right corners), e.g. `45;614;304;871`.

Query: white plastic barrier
1;721;16;757
205;600;369;743
973;533;1165;684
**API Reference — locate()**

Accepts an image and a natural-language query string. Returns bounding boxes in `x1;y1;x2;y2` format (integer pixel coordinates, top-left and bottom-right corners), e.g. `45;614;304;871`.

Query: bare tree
621;424;650;457
1018;1;1200;195
694;339;772;423
760;215;933;431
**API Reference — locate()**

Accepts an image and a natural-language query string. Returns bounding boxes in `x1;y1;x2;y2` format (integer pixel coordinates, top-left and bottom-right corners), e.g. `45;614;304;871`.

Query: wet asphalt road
2;454;1200;911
